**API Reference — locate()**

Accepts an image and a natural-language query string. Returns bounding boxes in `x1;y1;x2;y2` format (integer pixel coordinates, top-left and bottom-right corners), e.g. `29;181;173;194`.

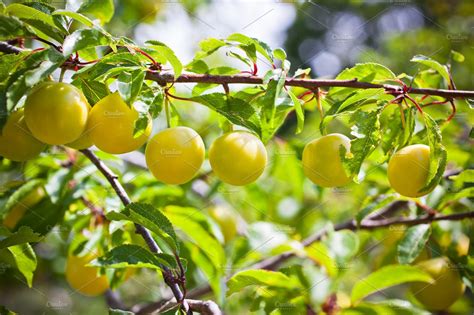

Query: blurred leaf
109;309;133;315
351;265;433;303
227;269;300;296
93;244;179;269
397;224;431;264
0;226;42;249
324;230;360;263
78;0;114;24
411;55;450;84
329;63;395;100
165;206;225;302
450;169;474;191
165;206;225;274
342;300;430;315
145;41;182;77
273;48;287;61
16;197;66;236
287;90;304;134
194;38;226;59
450;50;465;63
107;203;179;253
420;113;447;193
1;180;43;217
0;15;32;40
53;10;94;27
63;28;112;57
0;305;16;315
355;195;396;225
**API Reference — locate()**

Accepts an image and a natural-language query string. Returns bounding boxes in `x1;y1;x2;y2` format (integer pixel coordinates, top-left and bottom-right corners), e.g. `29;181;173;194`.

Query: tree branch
80;149;193;315
143;201;474;311
145;71;474;99
1;41;473;99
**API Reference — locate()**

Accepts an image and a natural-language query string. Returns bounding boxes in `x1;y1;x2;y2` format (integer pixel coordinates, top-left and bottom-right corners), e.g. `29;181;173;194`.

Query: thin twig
80;149;193;315
143;201;474;311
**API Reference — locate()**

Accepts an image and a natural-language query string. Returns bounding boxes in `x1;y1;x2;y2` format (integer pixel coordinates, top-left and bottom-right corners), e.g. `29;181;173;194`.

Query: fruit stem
164;97;171;128
59;68;66;82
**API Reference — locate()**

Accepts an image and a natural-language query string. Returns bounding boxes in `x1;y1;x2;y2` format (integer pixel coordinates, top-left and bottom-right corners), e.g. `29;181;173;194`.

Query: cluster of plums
0;81;434;196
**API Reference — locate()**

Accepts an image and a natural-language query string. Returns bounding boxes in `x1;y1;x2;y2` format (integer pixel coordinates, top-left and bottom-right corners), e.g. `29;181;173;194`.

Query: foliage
0;1;472;314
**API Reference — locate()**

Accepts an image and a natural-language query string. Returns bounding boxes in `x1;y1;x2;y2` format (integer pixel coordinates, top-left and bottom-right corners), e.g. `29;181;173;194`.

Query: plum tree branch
1;41;473;99
80;149;194;315
145;71;474;99
144;201;474;311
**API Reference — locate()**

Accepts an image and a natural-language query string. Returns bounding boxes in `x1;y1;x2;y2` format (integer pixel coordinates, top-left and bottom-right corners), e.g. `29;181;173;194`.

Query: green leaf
72;78;109;105
449;169;474;191
137;83;164;119
287;90;304;134
227;33;274;64
381;107;415;156
107;203;179;253
0;243;37;287
324;230;360;262
109;309;134;315
0;305;16;315
93;244;178;269
16;197;66;236
0;227;42;249
4;48;66;113
420;113;447;193
5;3;58;30
0;15;32;40
190;93;261;135
343;108;383;178
63;28;112;57
1;180;43;216
273;48;287;61
397;224;431;264
78;0;114;24
411;55;450;84
337;88;391;114
329;63;395;100
165;206;225;272
117;69;145;105
227;269;300;296
351;265;433;303
53;10;94;27
194;38;226;59
450;50;465;63
145;41;183;77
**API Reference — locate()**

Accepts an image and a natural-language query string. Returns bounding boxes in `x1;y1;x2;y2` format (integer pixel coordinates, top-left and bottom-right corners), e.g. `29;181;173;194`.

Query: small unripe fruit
145;127;205;185
302;133;351;187
24;82;89;145
410;257;465;311
388;144;433;197
65;252;109;296
87;93;151;154
0;109;46;161
209;131;267;186
3;186;45;229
